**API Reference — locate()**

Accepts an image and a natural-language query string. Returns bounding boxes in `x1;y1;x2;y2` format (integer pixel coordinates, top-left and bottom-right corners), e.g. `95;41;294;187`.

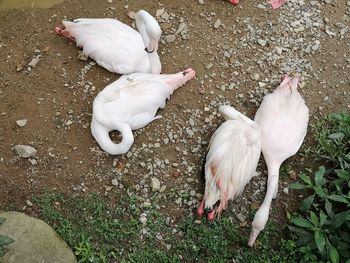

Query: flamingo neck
136;13;161;74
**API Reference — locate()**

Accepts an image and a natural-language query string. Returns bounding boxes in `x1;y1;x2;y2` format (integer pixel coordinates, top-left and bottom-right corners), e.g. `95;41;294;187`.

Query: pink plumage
198;106;261;220
248;75;309;247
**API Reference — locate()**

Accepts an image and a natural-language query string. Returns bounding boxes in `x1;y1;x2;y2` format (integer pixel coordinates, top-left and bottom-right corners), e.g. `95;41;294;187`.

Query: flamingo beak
247;229;260;247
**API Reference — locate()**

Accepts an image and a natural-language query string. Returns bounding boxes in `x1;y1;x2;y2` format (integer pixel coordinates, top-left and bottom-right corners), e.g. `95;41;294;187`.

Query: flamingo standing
248;75;309;247
55;10;162;74
197;105;262;220
91;68;196;155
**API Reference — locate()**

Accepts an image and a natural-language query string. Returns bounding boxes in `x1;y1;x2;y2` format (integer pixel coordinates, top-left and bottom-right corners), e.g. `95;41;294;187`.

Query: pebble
165;35;176;43
139;215;147;224
198;0;204;4
14;145;37;158
16;119;27;127
111;179;118;186
151;177;161;191
236;212;246;223
127;11;136;20
77;52;88;61
28;55;41;68
257;39;267;46
213;19;221;29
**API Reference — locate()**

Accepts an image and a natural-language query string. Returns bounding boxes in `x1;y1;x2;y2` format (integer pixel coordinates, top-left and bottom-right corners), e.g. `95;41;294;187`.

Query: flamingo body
56;10;162;74
91;69;195;155
248;76;309;247
198;106;261;219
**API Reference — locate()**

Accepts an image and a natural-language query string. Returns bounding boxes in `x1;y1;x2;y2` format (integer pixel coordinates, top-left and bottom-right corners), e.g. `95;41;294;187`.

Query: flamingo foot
55;26;76;42
230;0;240;4
207;209;216;221
197;199;205;216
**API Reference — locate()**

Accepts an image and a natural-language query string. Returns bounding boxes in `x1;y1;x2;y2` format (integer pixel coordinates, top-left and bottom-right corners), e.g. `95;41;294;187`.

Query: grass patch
288;112;350;263
34;190;297;262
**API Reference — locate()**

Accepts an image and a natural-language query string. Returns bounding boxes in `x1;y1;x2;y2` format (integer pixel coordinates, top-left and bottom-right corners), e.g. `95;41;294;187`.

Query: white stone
15;145;37;158
151;177;161;191
16;119;27;127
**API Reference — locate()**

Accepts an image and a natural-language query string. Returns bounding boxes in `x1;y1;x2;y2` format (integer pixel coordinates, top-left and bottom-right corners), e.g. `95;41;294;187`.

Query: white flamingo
91;68;196;155
248;75;309;247
197;105;262;220
55;10;162;74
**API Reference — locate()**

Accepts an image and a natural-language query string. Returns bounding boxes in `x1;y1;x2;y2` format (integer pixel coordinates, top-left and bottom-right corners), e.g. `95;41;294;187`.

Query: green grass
288;112;350;263
34;190;297;262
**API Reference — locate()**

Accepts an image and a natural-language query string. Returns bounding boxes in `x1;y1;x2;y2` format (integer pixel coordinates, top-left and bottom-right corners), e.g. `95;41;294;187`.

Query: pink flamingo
197;105;261;220
248;75;309;247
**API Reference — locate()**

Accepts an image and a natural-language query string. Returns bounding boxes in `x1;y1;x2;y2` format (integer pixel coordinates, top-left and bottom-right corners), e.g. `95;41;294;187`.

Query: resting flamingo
248;75;309;247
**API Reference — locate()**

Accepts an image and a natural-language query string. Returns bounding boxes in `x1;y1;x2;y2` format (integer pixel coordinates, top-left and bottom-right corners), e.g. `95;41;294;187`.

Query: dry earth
0;0;349;234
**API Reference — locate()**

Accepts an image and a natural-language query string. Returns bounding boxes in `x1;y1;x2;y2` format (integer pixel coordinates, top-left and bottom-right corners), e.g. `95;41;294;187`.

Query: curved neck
91;119;134;155
135;12;161;74
136;21;150;48
147;52;161;74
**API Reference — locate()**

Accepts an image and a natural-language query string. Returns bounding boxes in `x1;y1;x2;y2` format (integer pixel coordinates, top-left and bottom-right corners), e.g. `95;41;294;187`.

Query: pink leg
207;209;216;221
55;26;76;42
197;199;205;216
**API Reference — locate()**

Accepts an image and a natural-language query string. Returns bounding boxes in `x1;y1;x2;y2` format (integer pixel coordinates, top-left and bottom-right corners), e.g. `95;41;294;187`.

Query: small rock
165;35;176;43
111;179;118;186
198;0;204;4
213;19;221;29
28;55;41;68
139;215;147;224
151;177;161;191
16;64;24;72
156;8;165;17
15;145;37;158
28;158;37;165
77;52;88;61
107;0;112;3
236;212;246;223
127;11;136;20
159;185;167;193
283;187;289;195
16;119;27;127
257;39;267;46
26;200;33;207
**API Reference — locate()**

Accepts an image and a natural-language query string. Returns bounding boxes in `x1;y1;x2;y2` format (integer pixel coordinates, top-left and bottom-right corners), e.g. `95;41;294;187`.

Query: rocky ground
0;0;349;236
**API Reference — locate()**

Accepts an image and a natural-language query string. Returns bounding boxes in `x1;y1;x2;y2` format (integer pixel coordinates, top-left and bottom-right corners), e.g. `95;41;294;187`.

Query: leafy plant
288;112;350;263
0;217;15;257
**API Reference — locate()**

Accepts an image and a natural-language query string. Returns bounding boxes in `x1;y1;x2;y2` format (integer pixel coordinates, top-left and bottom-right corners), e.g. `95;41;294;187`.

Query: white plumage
197;106;261;220
56;10;162;74
91;68;196;155
248;75;309;247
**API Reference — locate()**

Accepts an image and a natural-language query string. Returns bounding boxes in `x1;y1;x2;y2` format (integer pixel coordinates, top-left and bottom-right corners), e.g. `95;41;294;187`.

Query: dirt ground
0;0;349;230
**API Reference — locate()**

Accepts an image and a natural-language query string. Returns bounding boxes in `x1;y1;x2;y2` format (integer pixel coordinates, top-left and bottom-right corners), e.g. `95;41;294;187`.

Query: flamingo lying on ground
197;105;261;220
55;10;162;74
248;75;309;247
91;68;195;155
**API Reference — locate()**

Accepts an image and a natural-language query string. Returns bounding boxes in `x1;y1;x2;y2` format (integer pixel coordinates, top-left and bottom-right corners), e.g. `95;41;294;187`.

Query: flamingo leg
207;208;217;221
197;199;205;216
